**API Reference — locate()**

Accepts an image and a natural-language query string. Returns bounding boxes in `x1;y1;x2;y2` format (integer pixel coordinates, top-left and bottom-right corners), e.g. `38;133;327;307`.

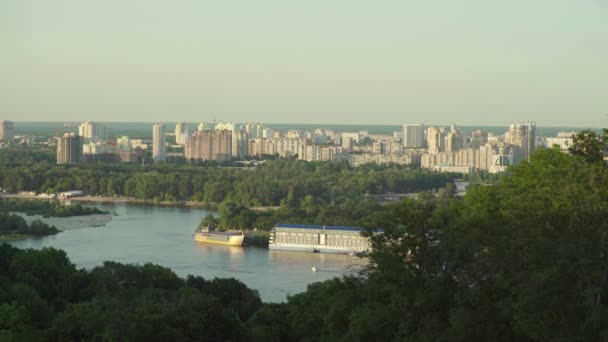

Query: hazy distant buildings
215;122;248;158
420;122;532;173
402;124;425;148
152;124;166;161
427;127;445;155
78;122;107;140
56;133;83;164
505;122;536;161
444;125;464;153
544;131;575;151
245;123;264;139
185;130;232;161
116;136;131;152
175;122;188;145
470;129;489;147
0;120;14;141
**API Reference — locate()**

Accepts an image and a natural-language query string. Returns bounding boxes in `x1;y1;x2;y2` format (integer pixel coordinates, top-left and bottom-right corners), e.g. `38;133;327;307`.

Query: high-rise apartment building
116;136;131;152
175;122;188;145
56;133;83;164
78;122;107;140
215;122;248;158
0;120;14;141
505;122;536;161
152;123;166;161
402;124;425;148
427;127;445;155
444;125;464;153
184;129;232;161
245;123;264;139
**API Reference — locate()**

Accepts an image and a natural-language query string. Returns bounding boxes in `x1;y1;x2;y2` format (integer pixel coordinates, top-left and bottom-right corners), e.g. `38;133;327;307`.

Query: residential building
427;127;445;155
470;129;488;147
215;121;247;158
116;136;131;152
184;129;232;161
0;120;14;141
78;121;107;140
544;132;575;151
444;125;464;153
175;122;188;145
505;122;536;161
402;124;425;148
56;133;83;164
152;123;166;161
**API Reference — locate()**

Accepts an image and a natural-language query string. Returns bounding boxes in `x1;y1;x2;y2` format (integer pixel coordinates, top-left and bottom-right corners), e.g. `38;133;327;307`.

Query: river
8;203;366;302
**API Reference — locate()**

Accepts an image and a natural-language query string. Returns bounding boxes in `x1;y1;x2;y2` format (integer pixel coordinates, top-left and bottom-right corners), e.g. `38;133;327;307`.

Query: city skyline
2;1;607;126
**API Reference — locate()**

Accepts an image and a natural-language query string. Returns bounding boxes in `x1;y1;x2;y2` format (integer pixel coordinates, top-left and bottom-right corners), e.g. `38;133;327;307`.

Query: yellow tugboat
194;225;244;246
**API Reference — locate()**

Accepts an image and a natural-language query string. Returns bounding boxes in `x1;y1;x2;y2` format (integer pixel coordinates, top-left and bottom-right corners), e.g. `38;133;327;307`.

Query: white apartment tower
152;123;166;161
402;124;425;148
0;120;14;141
78;121;107;140
175;122;188;145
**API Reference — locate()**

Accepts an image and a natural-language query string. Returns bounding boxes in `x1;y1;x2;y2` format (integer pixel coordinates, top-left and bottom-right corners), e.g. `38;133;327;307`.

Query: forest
2;133;608;340
0;148;457;207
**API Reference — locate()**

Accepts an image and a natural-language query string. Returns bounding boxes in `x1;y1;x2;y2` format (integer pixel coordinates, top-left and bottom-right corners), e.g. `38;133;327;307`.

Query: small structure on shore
59;190;85;199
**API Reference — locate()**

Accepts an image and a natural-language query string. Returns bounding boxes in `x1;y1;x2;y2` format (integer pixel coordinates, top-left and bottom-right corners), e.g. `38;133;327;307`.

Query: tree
568;129;608;164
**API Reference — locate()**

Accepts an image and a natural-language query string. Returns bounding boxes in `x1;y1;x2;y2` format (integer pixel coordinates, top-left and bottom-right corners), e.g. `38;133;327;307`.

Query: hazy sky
1;0;607;126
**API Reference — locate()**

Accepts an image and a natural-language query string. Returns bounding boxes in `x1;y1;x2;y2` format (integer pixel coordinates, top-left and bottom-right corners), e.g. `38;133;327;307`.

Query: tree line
0;148;458;207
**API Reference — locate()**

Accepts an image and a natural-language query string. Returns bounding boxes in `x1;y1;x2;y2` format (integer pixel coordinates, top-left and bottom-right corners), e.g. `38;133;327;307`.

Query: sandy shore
12;212;112;231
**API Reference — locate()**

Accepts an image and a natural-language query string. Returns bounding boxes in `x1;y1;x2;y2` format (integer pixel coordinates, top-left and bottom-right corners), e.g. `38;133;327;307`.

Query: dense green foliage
568;128;608;163
0;198;106;217
0;244;261;340
214;198;382;231
248;147;608;341
0;213;59;237
0;148;456;206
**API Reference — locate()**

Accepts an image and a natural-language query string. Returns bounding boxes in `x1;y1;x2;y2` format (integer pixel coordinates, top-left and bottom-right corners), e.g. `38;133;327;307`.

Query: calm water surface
9;203;365;302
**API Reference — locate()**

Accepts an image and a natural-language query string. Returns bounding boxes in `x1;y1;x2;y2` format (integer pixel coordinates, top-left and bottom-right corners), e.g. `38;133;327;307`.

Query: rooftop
274;223;384;232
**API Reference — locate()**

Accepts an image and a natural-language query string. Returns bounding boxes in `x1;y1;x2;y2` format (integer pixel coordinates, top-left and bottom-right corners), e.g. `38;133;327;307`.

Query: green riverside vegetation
2;131;608;340
0;198;106;217
0;147;457;207
0;212;59;239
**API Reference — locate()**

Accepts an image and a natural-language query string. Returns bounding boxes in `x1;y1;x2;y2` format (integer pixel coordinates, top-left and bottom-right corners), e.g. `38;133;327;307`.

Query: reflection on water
9;203;364;302
194;242;245;259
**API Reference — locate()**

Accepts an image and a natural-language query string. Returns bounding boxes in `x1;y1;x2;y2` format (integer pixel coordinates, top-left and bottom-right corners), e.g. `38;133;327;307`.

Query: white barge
269;224;375;254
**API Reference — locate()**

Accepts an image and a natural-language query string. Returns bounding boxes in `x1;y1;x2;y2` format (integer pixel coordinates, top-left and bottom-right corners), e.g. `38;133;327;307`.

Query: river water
8;203;365;302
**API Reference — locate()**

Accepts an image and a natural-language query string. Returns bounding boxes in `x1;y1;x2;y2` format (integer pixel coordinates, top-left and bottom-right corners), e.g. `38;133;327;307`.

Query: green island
1;130;608;340
0;198;110;241
0;197;107;217
0;212;59;241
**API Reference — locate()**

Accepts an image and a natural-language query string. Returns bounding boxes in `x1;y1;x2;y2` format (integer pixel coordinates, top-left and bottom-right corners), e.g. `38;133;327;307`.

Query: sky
1;0;607;127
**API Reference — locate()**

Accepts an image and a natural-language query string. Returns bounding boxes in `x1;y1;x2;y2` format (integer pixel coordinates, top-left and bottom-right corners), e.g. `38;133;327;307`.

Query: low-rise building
269;224;375;254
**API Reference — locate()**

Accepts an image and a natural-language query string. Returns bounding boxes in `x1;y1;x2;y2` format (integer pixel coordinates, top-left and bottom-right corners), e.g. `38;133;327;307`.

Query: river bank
1;193;279;212
12;212;112;231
